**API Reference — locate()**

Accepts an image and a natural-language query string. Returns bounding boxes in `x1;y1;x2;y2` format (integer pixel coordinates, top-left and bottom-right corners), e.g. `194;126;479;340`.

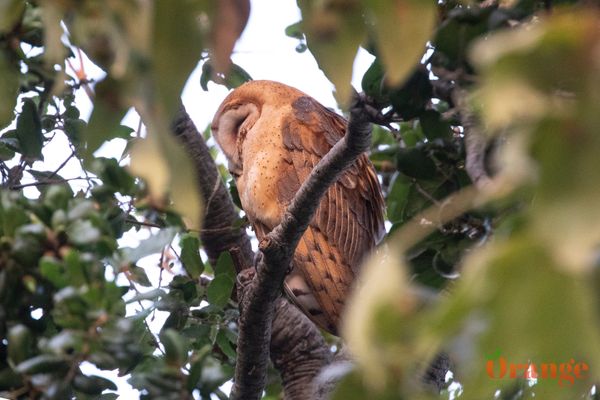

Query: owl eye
229;169;241;179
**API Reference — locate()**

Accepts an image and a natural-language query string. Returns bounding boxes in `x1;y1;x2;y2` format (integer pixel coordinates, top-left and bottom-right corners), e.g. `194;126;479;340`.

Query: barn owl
211;80;385;334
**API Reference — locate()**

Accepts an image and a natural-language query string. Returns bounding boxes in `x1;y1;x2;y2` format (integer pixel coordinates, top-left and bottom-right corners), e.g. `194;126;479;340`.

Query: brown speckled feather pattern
211;81;385;334
277;96;385;334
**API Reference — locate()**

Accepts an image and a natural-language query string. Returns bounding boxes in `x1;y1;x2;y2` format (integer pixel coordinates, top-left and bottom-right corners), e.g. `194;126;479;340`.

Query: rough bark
171;106;254;267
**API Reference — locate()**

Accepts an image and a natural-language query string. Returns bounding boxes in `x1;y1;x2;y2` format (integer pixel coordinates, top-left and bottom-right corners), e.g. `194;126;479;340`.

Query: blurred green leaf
15;354;68;375
298;0;365;104
84;78;128;161
364;0;436;86
122;227;177;263
285;21;304;40
7;324;33;365
361;58;388;102
420;110;453;140
152;0;203;121
0;49;19;128
128;265;152;287
0;0;25;33
73;374;118;395
15;98;43;160
396;146;437;180
207;275;234;309
40;257;68;288
67;220;101;245
389;67;432;120
160;328;189;366
434;6;492;69
426;239;600;399
386;173;411;224
216;329;236;361
179;233;203;279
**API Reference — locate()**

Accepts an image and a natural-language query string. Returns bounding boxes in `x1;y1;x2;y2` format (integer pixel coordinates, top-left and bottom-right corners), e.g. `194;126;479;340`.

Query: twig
9;176;99;190
47;150;76;180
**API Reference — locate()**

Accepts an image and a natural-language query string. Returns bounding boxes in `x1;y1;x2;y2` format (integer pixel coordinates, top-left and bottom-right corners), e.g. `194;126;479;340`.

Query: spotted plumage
211;80;385;334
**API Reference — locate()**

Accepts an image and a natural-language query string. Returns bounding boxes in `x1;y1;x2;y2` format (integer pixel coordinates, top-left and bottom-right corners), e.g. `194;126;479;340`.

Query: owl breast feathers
211;80;385;334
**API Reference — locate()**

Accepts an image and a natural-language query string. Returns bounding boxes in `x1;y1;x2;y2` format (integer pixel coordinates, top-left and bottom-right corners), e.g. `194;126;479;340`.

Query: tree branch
454;88;492;189
231;94;374;400
172;106;254;268
236;269;332;400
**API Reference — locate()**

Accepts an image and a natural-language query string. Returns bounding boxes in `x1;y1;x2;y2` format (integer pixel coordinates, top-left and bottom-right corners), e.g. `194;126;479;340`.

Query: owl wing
275;96;385;333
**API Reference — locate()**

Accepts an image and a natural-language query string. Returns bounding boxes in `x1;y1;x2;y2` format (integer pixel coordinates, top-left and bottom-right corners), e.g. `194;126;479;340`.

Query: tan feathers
212;80;385;334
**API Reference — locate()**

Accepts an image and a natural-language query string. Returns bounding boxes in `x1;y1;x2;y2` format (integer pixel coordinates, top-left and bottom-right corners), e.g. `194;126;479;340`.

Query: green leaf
363;0;436;86
419;110;453;140
298;0;365;104
15;354;69;375
15;98;43;160
128;265;152;287
389;67;432;120
434;6;491;70
40;256;68;288
206;250;236;308
179;233;203;279
0;138;16;160
7;324;33;365
122;227;177;263
67;200;96;221
152;0;204;121
207;275;234;309
73;374;118;395
224;63;253;89
215;251;236;280
0;49;19;128
396;146;437;180
0;0;25;33
160;329;189;366
361;58;388;102
215;329;236;360
84;78;128;161
67;220;101;245
0;197;29;237
126;288;165;304
430;239;600;399
89;157;136;194
285;21;304;40
386;173;411;224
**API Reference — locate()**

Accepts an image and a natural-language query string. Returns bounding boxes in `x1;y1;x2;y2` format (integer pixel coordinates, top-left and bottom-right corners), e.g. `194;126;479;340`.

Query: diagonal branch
231;94;375;400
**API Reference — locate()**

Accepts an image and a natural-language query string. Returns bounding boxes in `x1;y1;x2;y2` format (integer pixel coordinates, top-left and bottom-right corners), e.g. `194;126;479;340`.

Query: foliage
1;0;599;399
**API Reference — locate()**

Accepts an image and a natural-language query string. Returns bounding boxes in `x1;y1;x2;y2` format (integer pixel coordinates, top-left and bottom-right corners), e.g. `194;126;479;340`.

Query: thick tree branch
270;297;332;400
172;106;254;267
236;269;332;400
231;94;374;400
